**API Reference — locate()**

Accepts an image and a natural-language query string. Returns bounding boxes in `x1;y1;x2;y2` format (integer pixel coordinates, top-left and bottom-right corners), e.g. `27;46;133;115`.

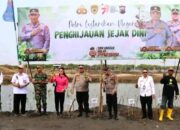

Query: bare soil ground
0;106;180;130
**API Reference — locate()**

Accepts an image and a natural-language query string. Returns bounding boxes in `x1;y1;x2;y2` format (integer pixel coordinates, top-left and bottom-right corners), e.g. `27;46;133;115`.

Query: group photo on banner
17;4;180;61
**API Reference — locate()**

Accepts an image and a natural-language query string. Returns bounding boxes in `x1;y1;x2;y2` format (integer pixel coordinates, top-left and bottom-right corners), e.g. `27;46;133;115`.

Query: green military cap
29;8;39;13
172;8;179;14
150;6;161;12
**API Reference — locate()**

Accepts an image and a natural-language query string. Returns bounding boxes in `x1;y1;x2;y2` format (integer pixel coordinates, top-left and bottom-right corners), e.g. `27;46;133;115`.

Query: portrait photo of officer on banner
18;8;50;61
136;6;180;52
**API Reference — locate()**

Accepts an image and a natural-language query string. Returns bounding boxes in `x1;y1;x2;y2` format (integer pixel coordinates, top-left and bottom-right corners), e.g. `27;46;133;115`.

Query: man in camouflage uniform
167;8;180;47
32;66;48;115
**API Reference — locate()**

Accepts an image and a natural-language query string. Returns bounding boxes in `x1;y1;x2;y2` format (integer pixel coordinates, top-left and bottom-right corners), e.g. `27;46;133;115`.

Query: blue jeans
160;96;174;109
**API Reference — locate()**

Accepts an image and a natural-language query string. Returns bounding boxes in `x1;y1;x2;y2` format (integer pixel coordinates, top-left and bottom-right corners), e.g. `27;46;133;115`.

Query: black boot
114;107;118;120
43;109;47;115
56;111;60;116
78;113;82;117
114;115;119;120
86;113;89;118
108;113;113;119
38;108;42;116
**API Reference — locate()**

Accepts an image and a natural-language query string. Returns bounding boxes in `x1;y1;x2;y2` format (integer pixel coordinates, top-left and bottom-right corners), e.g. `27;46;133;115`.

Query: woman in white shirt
137;69;155;120
11;65;30;116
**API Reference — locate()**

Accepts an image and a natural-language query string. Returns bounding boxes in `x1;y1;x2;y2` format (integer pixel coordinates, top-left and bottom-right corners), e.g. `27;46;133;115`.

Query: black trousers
140;96;153;119
13;94;26;114
106;93;118;118
55;92;65;114
160;96;174;109
76;91;89;114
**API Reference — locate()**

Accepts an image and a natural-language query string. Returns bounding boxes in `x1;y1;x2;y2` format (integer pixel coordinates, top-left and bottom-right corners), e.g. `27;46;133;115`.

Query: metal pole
99;60;103;114
0;85;1;111
175;59;180;78
26;55;33;79
105;60;107;67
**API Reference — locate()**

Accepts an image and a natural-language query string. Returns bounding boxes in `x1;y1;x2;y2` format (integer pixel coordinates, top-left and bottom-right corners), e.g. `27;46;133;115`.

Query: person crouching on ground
159;68;179;121
11;65;30;116
136;69;155;120
50;67;68;116
102;67;118;120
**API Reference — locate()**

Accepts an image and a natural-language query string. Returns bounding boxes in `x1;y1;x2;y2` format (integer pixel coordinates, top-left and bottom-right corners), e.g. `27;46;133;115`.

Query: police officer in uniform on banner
167;8;180;47
20;8;50;61
136;6;172;47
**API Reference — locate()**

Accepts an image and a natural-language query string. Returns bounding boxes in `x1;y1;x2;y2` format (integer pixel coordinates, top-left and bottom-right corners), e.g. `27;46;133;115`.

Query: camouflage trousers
34;85;47;112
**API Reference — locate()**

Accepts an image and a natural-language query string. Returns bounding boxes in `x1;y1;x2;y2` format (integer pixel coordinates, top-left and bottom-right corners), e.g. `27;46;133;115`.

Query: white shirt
138;75;155;97
11;73;30;94
0;72;3;85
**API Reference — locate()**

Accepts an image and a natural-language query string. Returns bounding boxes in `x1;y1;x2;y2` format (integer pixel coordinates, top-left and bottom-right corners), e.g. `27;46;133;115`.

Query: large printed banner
17;4;180;61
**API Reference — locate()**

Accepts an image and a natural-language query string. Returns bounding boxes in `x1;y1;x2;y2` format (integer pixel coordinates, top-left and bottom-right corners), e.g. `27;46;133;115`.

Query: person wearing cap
71;65;92;117
136;69;155;120
20;8;50;61
32;66;48;115
136;6;172;47
11;65;30;116
167;8;180;46
159;68;179;121
102;67;118;120
50;67;69;116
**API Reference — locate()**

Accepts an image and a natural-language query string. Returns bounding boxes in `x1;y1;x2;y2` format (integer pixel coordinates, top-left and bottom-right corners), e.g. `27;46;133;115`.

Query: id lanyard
142;77;148;91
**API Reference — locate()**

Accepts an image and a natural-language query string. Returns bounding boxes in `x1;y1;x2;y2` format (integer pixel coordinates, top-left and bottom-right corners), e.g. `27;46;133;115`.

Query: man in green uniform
32;66;48;115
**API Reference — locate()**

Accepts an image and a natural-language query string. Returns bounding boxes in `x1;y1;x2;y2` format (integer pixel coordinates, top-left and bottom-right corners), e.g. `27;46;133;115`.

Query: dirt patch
0;106;180;130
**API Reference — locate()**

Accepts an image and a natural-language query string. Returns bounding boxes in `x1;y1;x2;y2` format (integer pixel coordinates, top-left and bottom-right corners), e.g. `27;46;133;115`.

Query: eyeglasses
168;70;174;72
172;9;179;12
79;67;84;69
29;13;39;16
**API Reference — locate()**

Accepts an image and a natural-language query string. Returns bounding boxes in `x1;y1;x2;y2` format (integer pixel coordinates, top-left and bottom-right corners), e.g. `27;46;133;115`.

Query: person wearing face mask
50;67;68;116
136;69;155;120
159;68;179;121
